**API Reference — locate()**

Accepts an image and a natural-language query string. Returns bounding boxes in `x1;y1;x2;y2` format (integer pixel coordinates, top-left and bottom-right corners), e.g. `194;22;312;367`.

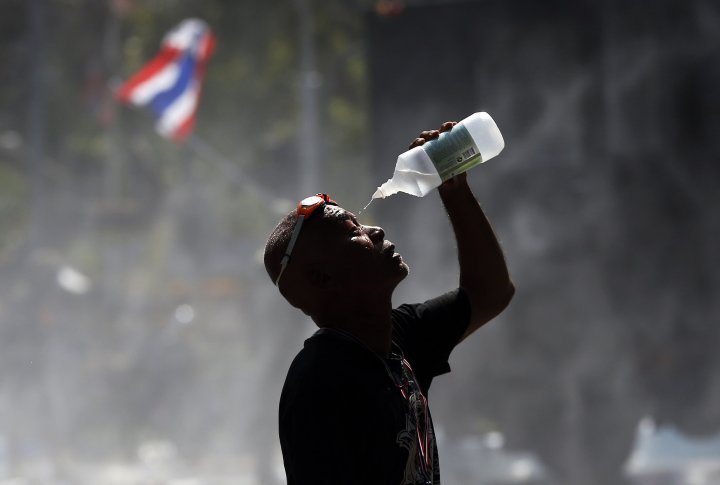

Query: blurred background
1;0;719;484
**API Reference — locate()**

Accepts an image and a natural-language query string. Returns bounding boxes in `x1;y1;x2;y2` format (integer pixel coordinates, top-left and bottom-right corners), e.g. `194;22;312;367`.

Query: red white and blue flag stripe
117;19;216;141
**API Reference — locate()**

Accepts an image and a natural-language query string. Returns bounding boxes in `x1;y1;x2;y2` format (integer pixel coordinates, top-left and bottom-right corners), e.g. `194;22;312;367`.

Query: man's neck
339;317;393;356
315;295;394;356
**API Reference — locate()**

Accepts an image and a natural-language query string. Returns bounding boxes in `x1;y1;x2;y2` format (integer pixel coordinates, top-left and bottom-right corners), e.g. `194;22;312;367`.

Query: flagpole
27;0;48;249
103;0;124;201
295;0;321;197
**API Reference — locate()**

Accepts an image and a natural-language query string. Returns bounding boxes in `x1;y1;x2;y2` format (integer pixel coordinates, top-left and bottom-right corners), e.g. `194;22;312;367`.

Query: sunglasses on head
275;193;337;287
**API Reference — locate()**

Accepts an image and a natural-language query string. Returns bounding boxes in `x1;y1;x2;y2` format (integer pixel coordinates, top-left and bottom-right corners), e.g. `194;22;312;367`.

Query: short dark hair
263;210;296;283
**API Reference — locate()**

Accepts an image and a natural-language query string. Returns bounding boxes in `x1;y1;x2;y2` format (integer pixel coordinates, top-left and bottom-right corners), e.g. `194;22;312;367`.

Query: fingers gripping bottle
372;112;505;199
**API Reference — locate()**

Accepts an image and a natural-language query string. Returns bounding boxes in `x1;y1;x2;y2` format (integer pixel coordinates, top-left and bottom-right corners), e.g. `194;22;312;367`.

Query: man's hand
408;121;456;149
408;121;469;190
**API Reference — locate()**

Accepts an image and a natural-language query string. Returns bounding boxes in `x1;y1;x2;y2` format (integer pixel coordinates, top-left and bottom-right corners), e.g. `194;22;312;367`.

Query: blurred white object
484;431;506;450
442;433;547;484
625;416;720;485
174;304;196;325
56;265;91;295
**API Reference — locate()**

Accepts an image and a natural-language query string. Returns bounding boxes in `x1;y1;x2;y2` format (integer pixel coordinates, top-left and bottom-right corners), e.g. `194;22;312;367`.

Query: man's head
263;194;408;319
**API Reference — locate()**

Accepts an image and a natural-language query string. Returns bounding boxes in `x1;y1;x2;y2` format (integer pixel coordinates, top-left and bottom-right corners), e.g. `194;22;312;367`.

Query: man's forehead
323;204;357;224
292;205;351;259
300;205;355;242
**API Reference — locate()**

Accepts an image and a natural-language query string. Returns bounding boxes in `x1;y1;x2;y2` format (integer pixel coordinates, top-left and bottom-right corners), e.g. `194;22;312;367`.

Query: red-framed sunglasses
275;193;337;287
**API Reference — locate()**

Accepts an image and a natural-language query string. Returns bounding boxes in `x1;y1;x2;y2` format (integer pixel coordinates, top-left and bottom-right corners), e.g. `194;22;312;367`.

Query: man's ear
306;266;332;289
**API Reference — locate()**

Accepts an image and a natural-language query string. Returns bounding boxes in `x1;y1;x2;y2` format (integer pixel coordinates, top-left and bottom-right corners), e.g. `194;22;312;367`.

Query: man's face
309;205;409;292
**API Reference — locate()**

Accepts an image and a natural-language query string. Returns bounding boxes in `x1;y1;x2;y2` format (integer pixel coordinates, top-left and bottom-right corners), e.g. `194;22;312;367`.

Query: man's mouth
382;242;395;257
382;242;401;259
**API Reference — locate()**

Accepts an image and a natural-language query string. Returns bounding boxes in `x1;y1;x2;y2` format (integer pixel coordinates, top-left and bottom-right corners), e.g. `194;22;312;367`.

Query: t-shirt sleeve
392;288;471;393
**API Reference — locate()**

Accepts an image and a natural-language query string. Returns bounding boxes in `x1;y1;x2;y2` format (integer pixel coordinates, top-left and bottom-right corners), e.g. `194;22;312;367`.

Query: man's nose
366;225;385;243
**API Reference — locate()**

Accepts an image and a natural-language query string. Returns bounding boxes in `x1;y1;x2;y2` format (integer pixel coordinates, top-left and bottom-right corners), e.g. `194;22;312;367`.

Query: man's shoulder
284;337;337;381
283;334;366;388
280;333;380;416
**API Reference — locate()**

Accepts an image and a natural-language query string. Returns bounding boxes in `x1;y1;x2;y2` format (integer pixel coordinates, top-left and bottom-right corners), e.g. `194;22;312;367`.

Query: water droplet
358;198;374;216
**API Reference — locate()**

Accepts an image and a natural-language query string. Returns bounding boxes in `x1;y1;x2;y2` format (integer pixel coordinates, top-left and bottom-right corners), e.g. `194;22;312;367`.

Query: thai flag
117;19;216;141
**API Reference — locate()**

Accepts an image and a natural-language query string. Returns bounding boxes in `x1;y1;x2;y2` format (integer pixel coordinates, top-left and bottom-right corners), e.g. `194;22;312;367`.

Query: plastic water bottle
371;112;505;199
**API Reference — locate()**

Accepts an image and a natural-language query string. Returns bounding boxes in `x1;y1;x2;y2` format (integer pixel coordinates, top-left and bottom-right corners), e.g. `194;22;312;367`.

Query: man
263;121;514;484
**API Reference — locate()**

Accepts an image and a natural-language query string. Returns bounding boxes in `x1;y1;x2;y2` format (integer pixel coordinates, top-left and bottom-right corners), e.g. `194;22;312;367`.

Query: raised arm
411;122;515;340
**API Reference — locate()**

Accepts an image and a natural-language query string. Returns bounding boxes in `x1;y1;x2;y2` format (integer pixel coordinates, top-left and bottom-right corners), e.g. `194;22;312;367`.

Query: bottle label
422;124;483;181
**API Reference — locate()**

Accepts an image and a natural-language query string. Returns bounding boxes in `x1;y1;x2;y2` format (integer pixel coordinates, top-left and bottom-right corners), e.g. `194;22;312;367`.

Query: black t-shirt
279;289;471;485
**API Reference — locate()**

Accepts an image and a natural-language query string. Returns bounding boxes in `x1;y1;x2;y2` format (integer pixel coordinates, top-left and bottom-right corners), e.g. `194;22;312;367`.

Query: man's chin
384;256;409;284
396;261;410;279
